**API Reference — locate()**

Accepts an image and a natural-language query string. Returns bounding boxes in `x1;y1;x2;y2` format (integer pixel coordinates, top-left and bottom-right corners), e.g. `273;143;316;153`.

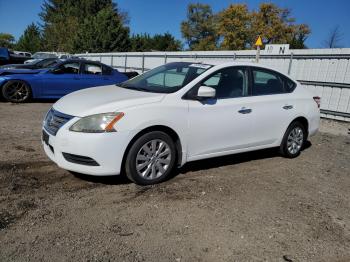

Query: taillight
313;96;321;108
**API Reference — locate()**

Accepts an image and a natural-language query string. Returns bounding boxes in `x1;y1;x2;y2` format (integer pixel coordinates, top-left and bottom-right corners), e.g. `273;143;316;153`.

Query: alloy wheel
3;81;30;102
287;126;304;155
135;139;172;180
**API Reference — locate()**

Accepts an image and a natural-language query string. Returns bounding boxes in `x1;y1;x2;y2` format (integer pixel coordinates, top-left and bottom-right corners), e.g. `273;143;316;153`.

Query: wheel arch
285;116;309;140
121;125;183;174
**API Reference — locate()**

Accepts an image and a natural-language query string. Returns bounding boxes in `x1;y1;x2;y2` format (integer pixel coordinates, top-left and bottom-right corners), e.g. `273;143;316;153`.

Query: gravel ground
0;102;349;262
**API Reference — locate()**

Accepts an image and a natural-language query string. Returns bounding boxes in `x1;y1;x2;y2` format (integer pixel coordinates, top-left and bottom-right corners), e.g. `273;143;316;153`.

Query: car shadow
72;141;312;185
0;98;59;104
71;171;131;185
174;141;312;177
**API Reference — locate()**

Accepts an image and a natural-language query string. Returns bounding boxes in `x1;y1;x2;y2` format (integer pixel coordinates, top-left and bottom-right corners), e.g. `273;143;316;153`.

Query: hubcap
136;139;172;180
287;127;304;155
4;82;29;102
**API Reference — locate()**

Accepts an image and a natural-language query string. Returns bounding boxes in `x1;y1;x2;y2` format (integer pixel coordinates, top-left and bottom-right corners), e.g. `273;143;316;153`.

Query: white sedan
42;62;320;185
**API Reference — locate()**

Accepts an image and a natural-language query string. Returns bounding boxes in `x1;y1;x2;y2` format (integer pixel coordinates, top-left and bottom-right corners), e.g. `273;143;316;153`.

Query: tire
2;80;32;103
125;131;176;185
280;121;306;158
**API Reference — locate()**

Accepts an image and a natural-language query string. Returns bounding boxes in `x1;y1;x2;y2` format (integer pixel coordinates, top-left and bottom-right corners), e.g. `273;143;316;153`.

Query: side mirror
197;86;216;98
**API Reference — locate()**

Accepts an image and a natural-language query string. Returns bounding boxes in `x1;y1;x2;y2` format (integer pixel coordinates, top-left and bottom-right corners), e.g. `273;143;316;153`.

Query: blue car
0;59;128;103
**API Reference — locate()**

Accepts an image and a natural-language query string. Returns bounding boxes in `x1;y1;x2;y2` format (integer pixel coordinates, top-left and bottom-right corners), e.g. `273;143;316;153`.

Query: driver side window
202;67;248;99
54;62;80;74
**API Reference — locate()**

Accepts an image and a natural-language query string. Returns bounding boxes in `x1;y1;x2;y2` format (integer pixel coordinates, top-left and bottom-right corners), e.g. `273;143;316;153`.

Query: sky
0;0;350;48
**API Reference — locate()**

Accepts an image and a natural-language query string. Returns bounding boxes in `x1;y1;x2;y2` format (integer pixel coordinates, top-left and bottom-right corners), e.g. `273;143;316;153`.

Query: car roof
182;61;289;77
58;59;110;66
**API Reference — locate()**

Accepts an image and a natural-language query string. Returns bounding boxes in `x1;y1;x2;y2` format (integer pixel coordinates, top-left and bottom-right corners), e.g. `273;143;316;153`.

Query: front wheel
125;131;176;185
280;121;306;158
2;80;32;103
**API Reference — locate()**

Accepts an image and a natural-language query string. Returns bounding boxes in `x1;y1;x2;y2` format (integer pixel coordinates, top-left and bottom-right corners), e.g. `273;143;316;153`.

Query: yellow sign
255;36;263;46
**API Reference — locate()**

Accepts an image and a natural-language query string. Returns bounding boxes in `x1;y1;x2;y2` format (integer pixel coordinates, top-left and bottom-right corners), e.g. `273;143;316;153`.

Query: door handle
238;107;252;114
283;105;293;110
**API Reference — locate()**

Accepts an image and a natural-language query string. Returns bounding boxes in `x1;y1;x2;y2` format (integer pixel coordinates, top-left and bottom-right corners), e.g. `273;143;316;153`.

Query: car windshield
119;62;213;93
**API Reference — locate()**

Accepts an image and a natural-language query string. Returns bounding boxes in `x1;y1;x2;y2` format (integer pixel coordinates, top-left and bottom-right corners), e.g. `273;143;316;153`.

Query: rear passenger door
80;62;104;88
248;67;297;146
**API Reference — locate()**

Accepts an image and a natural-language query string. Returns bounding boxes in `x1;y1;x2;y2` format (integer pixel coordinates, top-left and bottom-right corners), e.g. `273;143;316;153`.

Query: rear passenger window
102;65;113;75
84;63;102;75
283;77;296;93
251;68;296;95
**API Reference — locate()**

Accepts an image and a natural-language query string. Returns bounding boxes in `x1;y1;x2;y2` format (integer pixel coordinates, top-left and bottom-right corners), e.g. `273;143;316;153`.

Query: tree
130;33;153;51
215;3;310;50
16;23;42;53
288;24;310;49
74;6;130;52
322;25;343;48
40;0;130;52
181;3;218;50
218;4;251;50
250;3;310;48
151;33;182;51
130;33;182;52
0;33;15;48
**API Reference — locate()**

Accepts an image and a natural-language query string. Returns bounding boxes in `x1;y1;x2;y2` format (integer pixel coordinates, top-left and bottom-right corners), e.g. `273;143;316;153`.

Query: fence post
164;53;167;64
288;52;293;75
233;53;236;60
124;54;128;72
111;55;114;67
99;55;102;62
142;53;145;73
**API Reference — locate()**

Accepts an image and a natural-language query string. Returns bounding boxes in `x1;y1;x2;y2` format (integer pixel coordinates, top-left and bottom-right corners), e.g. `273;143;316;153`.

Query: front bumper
42;121;137;176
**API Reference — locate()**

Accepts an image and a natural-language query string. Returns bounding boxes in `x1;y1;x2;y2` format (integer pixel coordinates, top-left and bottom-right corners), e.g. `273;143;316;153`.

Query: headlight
69;112;124;133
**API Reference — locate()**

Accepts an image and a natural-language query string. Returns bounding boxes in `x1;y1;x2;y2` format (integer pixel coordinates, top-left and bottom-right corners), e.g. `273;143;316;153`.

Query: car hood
53;85;166;117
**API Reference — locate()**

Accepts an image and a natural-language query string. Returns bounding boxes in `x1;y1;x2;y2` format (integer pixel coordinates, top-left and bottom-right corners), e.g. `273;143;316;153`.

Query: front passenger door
41;62;81;97
187;67;255;160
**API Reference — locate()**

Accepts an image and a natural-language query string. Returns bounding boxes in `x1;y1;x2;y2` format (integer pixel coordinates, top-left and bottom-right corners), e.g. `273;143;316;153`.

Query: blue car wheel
2;80;32;103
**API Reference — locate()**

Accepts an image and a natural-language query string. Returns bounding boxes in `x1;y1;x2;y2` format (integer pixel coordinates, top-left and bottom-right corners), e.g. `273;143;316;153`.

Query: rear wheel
2;80;32;103
125;131;176;185
280;121;306;158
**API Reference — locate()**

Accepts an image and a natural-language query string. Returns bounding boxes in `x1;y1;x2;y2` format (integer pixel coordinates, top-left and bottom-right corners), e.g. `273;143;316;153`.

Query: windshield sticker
189;63;212;69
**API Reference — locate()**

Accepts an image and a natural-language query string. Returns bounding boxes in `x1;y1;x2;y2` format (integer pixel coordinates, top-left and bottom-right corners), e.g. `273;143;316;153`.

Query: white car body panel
42;62;320;176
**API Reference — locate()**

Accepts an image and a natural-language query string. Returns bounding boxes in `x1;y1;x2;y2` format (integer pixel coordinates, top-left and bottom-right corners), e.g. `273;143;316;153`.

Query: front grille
44;108;74;136
62;153;100;166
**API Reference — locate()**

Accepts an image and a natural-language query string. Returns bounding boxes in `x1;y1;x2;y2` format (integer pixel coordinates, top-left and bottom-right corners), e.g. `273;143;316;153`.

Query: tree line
0;0;343;54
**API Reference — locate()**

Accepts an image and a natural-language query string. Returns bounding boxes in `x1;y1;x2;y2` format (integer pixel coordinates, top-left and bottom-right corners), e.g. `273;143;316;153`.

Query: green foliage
40;0;130;52
181;3;218;50
152;33;182;51
0;33;15;48
130;33;153;51
130;33;182;51
74;7;130;52
16;23;42;53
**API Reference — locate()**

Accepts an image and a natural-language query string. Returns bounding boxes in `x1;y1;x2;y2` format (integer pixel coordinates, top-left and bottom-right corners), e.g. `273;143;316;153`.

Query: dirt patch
0;102;349;261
